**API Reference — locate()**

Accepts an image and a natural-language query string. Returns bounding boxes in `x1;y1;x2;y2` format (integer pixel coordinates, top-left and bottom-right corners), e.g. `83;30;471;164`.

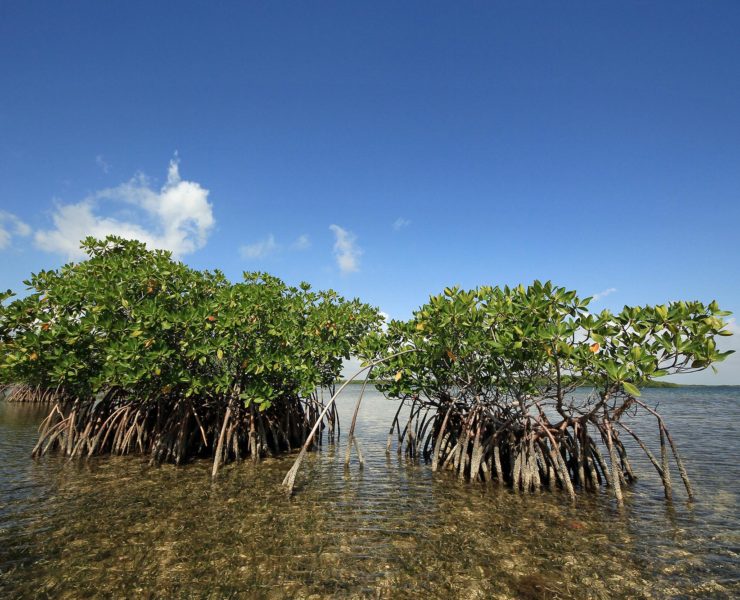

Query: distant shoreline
336;380;740;388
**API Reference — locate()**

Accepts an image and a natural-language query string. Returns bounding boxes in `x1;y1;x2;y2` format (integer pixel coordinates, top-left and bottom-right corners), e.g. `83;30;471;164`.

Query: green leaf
622;381;641;397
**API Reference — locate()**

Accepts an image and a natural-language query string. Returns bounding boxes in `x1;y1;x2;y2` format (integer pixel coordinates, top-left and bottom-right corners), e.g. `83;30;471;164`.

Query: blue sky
1;2;738;383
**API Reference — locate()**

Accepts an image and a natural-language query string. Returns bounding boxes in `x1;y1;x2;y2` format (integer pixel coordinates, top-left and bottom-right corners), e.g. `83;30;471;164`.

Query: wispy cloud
392;217;411;231
95;155;111;174
0;211;31;250
592;287;617;302
240;234;278;259
329;224;361;274
292;234;311;250
35;156;215;259
239;233;310;260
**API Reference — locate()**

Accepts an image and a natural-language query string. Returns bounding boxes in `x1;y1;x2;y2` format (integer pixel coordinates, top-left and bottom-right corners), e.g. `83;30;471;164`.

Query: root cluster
2;384;61;403
387;396;693;503
31;389;340;475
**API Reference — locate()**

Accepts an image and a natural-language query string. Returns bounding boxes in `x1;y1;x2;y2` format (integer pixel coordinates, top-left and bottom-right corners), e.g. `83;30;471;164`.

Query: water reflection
1;387;738;598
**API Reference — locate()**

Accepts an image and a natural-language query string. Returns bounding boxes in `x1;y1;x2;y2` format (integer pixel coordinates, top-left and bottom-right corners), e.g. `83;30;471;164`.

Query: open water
0;387;738;598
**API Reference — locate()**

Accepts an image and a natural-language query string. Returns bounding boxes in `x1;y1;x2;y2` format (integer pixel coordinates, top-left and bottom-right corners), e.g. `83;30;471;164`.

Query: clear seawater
1;386;738;598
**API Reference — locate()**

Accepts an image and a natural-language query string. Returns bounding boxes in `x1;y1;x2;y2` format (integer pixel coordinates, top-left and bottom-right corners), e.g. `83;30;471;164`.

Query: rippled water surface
1;387;739;598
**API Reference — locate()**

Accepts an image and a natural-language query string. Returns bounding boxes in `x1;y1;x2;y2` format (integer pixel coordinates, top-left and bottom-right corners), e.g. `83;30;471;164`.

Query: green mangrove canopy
0;236;382;470
359;281;733;502
1;239;734;503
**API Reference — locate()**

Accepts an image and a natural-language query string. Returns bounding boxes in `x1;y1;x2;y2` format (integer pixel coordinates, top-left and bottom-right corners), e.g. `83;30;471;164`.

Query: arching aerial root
282;350;416;495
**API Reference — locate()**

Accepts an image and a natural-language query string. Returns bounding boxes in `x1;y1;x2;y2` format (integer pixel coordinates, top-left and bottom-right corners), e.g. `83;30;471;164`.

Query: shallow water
0;387;738;599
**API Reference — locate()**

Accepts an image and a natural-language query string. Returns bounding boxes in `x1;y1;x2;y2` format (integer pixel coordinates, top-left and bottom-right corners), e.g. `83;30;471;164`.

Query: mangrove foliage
359;282;733;502
0;236;382;473
1;237;734;504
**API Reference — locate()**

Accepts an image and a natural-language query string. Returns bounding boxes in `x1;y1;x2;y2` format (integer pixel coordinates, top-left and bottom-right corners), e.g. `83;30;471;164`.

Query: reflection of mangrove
356;282;733;504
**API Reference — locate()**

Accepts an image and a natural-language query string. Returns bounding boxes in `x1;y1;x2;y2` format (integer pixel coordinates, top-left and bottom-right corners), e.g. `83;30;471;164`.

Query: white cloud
329;224;361;274
592;287;617;302
0;211;31;250
95;155;111;173
239;233;310;260
240;234;278;259
35;156;215;260
393;217;411;231
292;234;311;250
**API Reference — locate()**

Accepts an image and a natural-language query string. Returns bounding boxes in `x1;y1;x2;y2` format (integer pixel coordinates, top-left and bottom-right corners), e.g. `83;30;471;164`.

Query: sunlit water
1;387;738;599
